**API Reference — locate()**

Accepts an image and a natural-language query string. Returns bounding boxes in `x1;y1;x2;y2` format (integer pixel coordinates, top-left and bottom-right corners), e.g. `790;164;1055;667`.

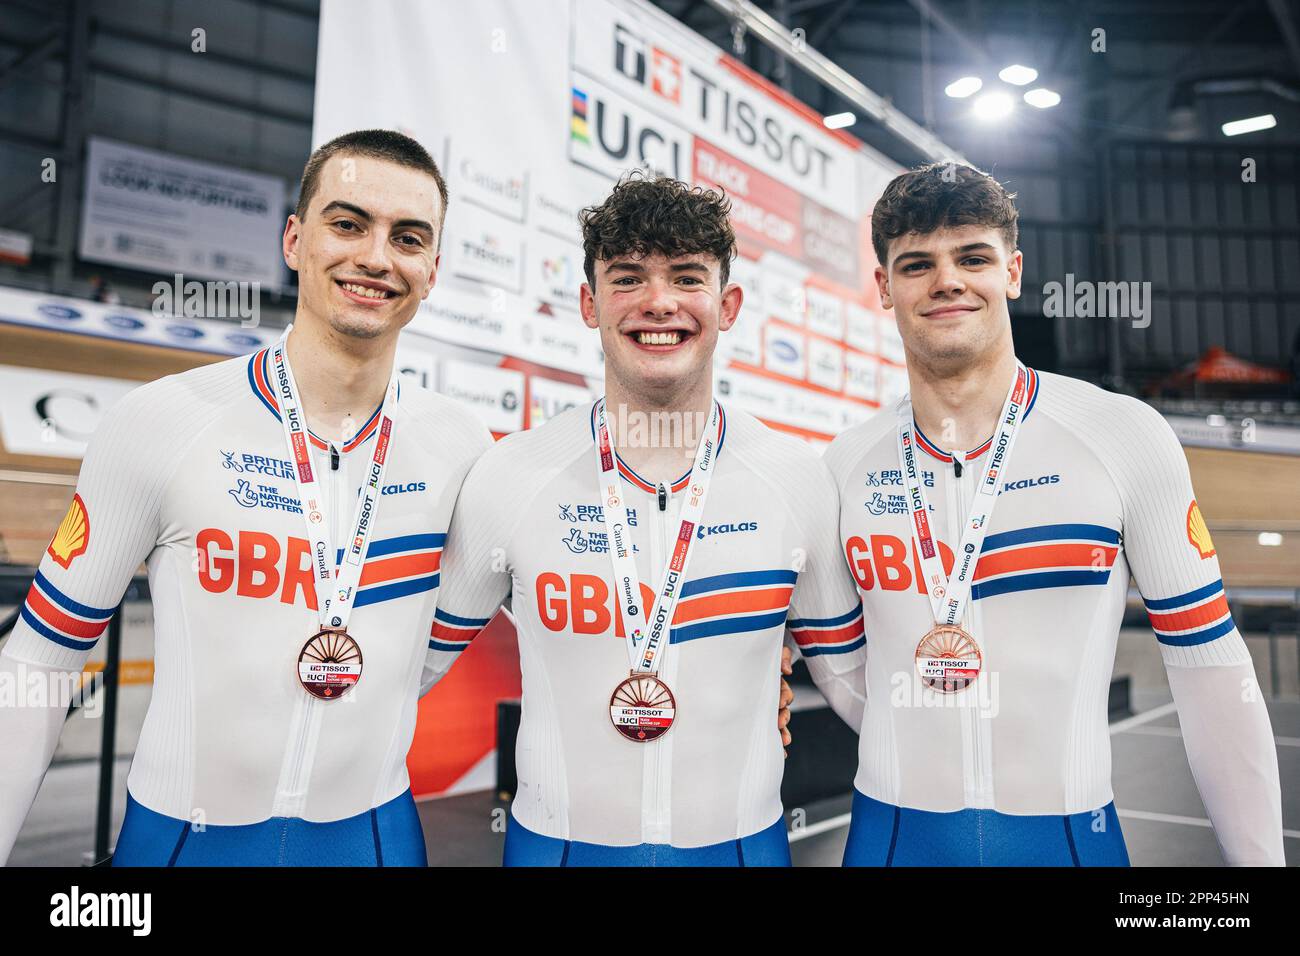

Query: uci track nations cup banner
314;0;902;796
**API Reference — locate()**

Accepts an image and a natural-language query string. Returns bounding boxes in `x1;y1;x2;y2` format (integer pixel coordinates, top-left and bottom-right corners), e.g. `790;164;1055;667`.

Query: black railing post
93;604;123;863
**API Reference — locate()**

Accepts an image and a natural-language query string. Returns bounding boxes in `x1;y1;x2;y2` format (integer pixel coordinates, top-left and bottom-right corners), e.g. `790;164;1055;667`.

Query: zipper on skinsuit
642;481;673;843
271;441;341;818
952;452;993;810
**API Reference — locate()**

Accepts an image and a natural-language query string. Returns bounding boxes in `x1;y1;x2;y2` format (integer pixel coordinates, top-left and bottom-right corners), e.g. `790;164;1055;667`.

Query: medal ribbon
271;333;399;632
898;362;1028;627
594;398;722;674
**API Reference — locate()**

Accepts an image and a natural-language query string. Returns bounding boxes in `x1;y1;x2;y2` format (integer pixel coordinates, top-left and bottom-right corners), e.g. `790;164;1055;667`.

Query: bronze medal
297;627;363;700
609;672;676;742
915;624;982;693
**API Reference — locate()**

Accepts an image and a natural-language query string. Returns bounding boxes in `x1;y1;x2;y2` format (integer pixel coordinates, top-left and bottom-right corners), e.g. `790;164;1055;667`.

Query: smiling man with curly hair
429;173;868;866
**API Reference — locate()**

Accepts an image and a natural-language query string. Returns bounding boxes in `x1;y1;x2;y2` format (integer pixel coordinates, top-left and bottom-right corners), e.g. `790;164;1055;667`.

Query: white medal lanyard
595;398;722;674
271;335;399;632
899;362;1029;627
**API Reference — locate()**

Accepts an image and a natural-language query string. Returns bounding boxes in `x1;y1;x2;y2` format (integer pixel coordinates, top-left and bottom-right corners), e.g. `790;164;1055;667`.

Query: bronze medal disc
609;672;676;742
298;627;363;700
914;624;982;693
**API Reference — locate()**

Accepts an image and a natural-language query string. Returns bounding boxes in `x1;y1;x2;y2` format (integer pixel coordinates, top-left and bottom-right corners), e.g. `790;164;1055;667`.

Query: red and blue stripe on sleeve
20;571;116;652
1144;579;1237;647
788;606;866;657
430;607;492;653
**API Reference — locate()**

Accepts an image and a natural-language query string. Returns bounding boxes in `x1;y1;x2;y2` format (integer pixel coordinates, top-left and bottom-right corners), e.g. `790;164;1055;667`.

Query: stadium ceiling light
824;111;856;129
999;64;1038;85
944;76;982;98
972;91;1014;121
1024;88;1061;109
1258;532;1283;547
1222;114;1277;136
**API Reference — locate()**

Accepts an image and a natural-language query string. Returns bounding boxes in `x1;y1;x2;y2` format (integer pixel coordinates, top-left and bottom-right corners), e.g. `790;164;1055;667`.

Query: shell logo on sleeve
1186;499;1216;559
47;494;90;568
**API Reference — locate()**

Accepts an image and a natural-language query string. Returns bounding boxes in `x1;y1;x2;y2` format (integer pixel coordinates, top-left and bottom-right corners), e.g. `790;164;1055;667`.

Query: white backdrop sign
79;138;286;288
314;0;903;441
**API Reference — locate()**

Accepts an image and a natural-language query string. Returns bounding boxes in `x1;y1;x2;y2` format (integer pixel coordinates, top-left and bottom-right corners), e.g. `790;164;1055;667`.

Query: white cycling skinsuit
824;365;1285;866
0;346;490;865
427;400;867;866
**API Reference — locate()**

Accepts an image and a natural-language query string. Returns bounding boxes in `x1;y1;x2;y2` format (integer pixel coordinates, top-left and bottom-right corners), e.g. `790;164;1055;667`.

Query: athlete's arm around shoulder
1052;377;1284;865
419;420;532;696
738;418;868;730
0;374;198;864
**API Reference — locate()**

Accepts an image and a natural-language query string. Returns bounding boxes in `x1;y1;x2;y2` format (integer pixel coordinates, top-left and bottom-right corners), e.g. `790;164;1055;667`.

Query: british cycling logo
558;503;638;525
228;478;302;514
221;449;295;481
865;469;935;488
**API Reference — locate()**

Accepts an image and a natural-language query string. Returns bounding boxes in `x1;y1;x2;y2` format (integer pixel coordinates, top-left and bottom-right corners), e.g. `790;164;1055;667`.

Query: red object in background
1192;347;1290;383
406;611;521;796
1160;346;1290;391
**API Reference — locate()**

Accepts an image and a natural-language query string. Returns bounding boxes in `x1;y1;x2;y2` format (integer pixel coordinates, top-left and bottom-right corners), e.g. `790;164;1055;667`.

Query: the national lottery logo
227;479;302;514
560;528;619;555
864;493;909;516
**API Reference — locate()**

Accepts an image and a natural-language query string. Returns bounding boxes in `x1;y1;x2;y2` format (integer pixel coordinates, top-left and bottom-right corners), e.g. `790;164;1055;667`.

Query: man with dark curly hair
824;162;1283;866
430;174;868;866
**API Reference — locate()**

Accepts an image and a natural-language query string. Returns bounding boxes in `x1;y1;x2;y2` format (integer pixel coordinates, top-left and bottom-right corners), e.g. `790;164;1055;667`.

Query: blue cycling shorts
504;811;791;866
112;789;427;866
843;790;1130;866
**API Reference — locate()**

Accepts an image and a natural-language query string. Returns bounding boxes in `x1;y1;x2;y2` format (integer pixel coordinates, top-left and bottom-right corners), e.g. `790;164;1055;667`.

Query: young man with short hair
825;163;1284;866
429;176;866;865
0;130;491;866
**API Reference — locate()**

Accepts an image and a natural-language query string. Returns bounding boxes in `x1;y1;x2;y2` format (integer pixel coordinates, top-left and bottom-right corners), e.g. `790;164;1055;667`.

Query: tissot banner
315;0;905;446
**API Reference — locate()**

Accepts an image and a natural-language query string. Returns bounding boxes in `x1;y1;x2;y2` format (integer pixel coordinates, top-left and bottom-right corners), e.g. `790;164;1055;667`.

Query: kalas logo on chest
695;521;758;540
382;481;426;496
